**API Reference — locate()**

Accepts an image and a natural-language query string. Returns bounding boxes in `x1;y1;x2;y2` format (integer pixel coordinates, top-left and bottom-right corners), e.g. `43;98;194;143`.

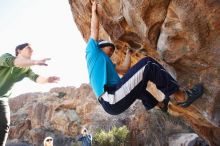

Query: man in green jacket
0;43;60;146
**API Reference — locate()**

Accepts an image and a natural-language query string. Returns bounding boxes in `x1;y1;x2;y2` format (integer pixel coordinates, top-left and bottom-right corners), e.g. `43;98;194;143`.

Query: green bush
93;126;129;146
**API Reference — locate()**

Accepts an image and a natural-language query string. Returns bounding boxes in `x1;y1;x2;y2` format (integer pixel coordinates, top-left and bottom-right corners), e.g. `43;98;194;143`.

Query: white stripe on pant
102;65;145;104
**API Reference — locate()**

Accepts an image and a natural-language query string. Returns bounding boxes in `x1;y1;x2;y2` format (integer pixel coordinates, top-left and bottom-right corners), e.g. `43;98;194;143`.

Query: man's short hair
15;43;29;56
98;40;115;49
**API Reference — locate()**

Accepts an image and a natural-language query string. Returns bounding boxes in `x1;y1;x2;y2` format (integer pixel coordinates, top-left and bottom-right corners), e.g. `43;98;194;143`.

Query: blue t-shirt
86;38;120;98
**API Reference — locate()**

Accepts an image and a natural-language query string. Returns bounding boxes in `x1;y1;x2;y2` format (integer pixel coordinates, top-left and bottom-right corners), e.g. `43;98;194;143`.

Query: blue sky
0;0;88;97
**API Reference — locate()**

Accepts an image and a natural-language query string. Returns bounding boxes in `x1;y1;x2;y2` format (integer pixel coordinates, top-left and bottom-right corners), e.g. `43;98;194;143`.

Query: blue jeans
0;98;10;146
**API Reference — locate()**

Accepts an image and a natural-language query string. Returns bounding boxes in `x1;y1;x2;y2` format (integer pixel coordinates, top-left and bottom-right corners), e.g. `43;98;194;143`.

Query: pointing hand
34;58;51;66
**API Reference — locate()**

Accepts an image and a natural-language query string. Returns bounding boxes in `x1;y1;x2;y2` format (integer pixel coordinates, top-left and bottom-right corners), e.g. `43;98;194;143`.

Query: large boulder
69;0;220;145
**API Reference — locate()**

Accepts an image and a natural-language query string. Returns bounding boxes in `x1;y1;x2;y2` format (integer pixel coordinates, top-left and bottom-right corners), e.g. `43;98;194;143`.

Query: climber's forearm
91;1;99;40
122;52;131;70
116;50;131;75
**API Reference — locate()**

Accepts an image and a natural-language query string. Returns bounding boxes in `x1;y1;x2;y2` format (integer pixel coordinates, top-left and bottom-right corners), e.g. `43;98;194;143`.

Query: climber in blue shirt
85;1;204;115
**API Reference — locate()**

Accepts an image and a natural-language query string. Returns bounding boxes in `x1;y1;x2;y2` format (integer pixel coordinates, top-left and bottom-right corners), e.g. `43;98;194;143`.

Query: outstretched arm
36;76;60;84
14;57;51;68
90;1;99;40
116;49;131;75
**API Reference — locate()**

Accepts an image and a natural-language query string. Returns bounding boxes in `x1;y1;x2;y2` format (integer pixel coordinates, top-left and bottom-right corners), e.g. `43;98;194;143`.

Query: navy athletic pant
99;57;179;115
0;98;10;146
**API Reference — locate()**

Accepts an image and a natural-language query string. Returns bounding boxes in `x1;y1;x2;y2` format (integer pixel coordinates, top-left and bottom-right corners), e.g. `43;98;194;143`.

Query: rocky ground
6;84;208;146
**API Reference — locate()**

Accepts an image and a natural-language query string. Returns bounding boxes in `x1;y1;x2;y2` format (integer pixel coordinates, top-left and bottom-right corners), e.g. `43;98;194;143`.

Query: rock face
169;133;209;146
68;0;220;145
8;85;193;146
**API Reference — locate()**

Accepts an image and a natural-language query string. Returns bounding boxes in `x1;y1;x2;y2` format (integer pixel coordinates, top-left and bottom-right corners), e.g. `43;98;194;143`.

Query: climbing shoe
177;83;204;108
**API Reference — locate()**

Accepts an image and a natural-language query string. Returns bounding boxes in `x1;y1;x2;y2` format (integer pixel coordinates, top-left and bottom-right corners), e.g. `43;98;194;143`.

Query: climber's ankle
170;90;186;103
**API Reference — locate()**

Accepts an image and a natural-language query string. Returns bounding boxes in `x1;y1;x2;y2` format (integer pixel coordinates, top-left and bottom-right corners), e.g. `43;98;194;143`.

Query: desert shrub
93;125;129;146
